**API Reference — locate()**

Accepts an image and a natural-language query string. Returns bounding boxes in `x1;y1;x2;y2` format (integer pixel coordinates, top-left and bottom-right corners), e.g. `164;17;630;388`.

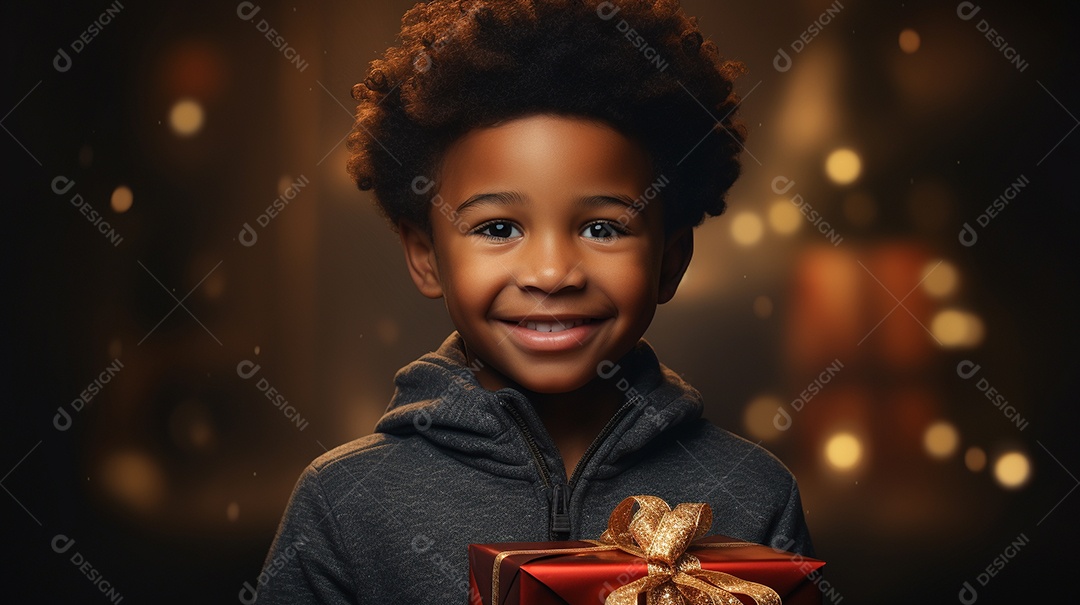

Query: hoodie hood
374;332;704;482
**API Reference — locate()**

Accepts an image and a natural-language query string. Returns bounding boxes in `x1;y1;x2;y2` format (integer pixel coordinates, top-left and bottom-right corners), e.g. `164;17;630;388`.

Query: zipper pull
551;483;571;535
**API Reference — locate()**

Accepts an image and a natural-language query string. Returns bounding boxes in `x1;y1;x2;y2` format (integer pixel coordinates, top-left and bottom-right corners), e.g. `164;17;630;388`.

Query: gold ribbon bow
597;495;782;605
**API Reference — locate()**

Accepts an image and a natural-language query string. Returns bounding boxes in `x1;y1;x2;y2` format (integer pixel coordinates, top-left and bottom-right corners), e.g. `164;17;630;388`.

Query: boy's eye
473;221;522;240
581;221;626;240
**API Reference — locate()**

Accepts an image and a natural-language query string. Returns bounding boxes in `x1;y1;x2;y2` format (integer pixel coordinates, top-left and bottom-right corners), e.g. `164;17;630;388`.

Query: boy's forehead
436;114;655;202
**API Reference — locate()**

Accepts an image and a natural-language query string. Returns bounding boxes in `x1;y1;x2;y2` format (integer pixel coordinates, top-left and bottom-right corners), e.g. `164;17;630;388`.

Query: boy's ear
397;220;444;299
658;226;693;304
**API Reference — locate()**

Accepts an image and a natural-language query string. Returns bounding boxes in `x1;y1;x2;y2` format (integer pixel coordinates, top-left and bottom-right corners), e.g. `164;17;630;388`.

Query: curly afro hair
346;0;747;234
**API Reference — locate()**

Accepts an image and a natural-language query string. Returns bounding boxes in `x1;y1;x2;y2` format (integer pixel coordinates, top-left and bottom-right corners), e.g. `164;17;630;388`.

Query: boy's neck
464;348;624;478
526;379;624;479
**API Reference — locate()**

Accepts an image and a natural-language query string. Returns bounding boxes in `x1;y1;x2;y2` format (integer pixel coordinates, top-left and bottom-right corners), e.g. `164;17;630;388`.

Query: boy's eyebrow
582;194;636;209
455;191;636;213
455;191;525;213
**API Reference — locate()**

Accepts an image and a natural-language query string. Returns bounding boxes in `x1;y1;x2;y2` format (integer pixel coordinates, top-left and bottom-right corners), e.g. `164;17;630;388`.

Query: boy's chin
498;363;612;396
516;376;592;395
465;335;643;396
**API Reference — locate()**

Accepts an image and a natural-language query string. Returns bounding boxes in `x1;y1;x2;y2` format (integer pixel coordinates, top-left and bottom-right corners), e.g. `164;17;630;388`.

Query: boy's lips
495;316;609;351
521;318;589;332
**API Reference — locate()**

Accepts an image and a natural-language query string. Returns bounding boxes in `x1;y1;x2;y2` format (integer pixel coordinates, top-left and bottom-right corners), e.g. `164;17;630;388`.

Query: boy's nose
514;233;586;294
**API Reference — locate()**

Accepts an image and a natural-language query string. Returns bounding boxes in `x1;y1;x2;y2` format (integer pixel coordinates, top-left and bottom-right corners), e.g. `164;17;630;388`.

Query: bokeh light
743;394;784;441
768;200;802;235
79;144;93;168
994;451;1031;489
931;309;984;347
965;446;987;472
921;260;959;298
169;98;204;137
203;270;226;300
753;295;774;319
101;450;167;513
825;148;862;185
731;212;764;246
110;185;133;213
108;337;122;359
169;399;216;451
775;46;839;151
899;29;921;54
163;41;227;100
377;317;400;346
278;174;299;194
923;421;959;459
825;432;863;470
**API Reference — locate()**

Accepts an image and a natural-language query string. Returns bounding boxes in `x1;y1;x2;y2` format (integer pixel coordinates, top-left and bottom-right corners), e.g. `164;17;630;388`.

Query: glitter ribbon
597;495;782;605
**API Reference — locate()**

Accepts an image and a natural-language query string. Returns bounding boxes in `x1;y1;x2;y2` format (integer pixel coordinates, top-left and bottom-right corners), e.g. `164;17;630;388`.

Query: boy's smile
399;113;693;394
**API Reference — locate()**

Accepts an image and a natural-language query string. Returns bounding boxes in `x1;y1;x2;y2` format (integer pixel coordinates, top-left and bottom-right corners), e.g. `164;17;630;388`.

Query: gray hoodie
252;332;813;604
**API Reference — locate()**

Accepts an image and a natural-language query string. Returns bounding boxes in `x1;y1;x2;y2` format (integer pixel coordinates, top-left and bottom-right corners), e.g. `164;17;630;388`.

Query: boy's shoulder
679;419;798;489
289;432;433;508
305;432;402;476
311;429;403;468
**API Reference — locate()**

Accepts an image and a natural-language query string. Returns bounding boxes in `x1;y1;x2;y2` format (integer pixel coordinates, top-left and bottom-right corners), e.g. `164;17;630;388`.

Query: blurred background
4;0;1079;602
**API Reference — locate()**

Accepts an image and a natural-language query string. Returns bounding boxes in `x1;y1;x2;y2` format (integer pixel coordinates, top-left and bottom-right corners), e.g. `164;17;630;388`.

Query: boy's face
399;114;692;394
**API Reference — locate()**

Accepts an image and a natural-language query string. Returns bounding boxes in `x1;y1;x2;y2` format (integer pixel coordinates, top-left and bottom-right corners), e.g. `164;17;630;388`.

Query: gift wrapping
469;495;825;605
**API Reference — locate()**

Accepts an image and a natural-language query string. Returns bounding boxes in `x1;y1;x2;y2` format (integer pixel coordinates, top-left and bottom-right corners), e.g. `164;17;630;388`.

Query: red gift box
468;496;825;605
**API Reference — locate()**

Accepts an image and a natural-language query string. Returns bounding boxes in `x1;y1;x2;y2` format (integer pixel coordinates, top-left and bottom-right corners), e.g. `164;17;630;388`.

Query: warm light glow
731;212;764;246
923;421;959;459
101;450;166;513
109;337;123;359
202;265;226;300
922;260;959;298
776;48;839;151
825;148;862;185
965;447;987;472
169;98;204;136
671;220;728;299
994;451;1031;489
743;395;784;441
227;501;240;522
278;174;297;194
931;309;985;347
899;29;921;54
768;200;802;235
169;400;215;451
825;432;862;470
377;317;400;346
753;295;773;319
79;145;94;168
110;185;133;213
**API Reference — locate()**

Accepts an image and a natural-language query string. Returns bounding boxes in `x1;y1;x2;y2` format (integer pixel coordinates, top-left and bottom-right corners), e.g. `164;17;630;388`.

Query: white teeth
523;319;590;332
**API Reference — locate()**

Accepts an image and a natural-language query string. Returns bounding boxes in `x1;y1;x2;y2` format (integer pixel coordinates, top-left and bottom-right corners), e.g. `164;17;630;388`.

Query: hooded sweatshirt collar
374;332;704;483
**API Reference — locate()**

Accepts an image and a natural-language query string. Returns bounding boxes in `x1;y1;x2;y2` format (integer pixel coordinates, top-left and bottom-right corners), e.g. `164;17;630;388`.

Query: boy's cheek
600;258;660;292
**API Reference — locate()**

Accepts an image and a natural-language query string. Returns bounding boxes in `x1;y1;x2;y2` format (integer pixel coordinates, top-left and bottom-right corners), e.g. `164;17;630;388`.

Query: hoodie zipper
502;393;637;540
567;397;636;489
502;400;554;490
501;400;562;538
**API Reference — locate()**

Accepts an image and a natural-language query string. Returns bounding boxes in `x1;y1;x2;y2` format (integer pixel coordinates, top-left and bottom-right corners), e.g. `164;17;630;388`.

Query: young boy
256;1;813;602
